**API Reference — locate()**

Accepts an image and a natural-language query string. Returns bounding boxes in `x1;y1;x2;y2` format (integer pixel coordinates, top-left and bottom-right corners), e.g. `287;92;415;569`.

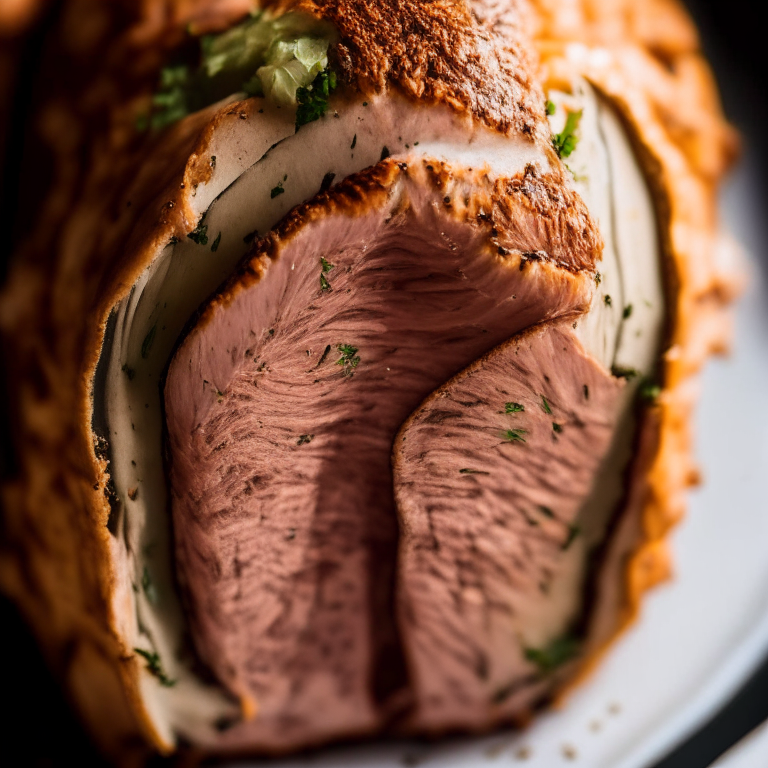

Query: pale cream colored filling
514;83;664;651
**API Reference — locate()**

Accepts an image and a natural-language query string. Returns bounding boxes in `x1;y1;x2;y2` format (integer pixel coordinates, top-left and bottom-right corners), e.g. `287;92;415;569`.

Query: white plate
227;155;768;768
712;720;768;768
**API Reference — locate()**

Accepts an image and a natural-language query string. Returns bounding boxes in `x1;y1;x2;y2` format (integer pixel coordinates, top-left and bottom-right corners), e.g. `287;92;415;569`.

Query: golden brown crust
211;157;601;316
266;0;550;140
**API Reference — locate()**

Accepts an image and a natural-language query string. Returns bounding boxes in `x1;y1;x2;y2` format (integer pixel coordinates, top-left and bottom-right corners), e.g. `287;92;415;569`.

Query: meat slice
164;159;598;751
393;321;624;732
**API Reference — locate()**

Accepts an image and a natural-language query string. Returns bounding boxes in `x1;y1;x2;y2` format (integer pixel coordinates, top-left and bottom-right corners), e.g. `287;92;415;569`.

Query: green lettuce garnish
148;11;337;130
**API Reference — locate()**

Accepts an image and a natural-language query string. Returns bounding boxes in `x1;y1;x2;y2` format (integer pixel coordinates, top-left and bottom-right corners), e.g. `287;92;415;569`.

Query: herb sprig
336;344;360;376
296;68;338;129
134;648;176;687
553;109;582;158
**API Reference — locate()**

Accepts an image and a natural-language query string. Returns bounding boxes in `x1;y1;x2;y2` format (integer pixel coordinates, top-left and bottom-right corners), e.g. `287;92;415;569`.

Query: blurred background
0;0;765;765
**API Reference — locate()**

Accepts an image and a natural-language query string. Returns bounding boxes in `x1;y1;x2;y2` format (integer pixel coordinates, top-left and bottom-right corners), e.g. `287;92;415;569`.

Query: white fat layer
102;92;548;744
515;84;664;650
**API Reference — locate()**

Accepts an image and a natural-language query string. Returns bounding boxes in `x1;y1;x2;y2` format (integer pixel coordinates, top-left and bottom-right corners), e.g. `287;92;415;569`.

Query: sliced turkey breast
0;0;739;762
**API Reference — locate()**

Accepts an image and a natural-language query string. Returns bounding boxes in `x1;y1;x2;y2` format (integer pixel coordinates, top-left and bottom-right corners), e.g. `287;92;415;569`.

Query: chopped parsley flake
583;384;589;400
320;257;335;292
210;155;216;168
141;324;157;359
604;295;612;307
553;109;582;158
562;523;580;551
552;422;563;433
142;566;157;604
187;222;208;245
336;344;360;376
524;633;580;674
459;468;490;475
503;428;527;443
541;396;552;414
505;402;525;413
623;303;633;319
271;182;285;198
297;434;314;445
134;648;176;687
595;271;602;286
295;67;338;129
639;379;662;402
351;134;357;149
211;232;222;252
611;365;639;380
538;505;555;519
546;99;556;116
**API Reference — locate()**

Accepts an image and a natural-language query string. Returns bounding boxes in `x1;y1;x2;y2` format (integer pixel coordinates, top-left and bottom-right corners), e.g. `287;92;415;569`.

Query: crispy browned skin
267;0;548;140
0;0;737;762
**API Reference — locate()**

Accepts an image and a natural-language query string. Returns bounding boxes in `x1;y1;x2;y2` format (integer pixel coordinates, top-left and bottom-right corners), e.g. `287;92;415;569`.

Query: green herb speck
503;428;527;443
541;396;552;414
623;303;633;319
211;232;222;252
336;344;360;377
639;379;662;402
505;402;525;413
604;295;612;307
583;384;589;400
295;68;338;129
297;434;314;445
562;523;580;551
142;566;158;604
546;99;556;116
134;648;176;687
524;634;580;674
611;365;638;380
187;222;208;245
141;325;157;359
271;182;284;199
351;134;357;149
552;422;563;434
553;109;582;158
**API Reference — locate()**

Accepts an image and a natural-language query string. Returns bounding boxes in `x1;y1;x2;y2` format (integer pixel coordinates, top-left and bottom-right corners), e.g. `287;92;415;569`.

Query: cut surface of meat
393;321;624;732
164;160;596;750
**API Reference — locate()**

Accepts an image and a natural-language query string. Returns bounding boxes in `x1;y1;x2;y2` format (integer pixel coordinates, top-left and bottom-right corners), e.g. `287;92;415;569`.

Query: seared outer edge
268;0;552;144
199;155;601;328
0;0;580;759
529;0;742;687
